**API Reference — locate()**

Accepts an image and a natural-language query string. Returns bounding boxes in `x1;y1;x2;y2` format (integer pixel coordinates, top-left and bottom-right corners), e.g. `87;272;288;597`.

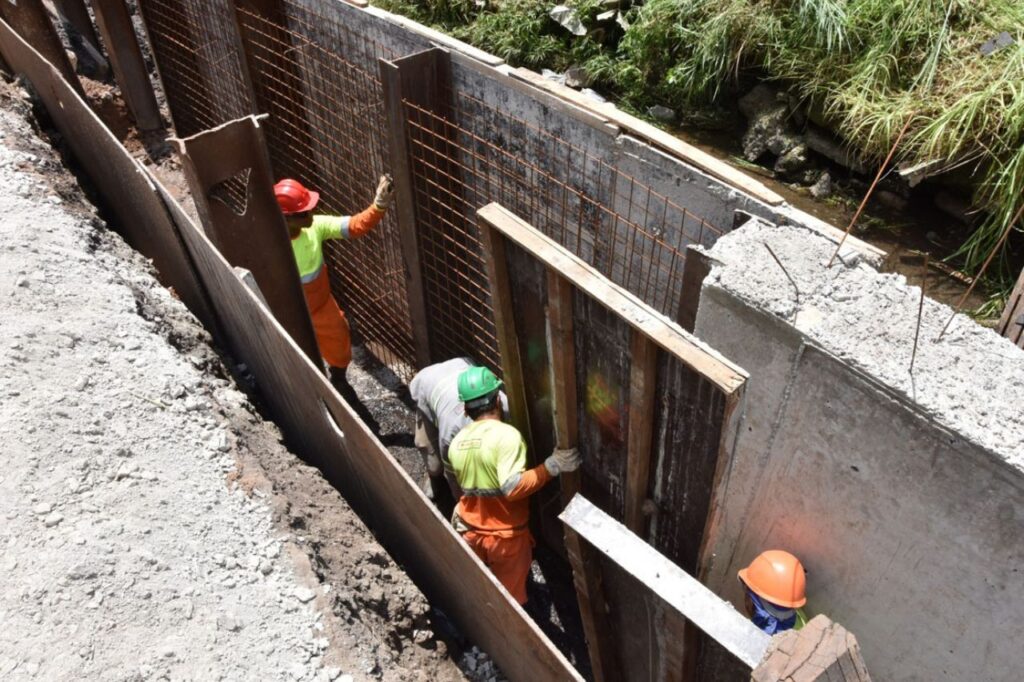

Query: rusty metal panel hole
208;168;251;217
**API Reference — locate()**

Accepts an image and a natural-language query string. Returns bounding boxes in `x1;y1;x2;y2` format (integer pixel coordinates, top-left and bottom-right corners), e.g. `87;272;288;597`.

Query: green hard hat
457;366;503;404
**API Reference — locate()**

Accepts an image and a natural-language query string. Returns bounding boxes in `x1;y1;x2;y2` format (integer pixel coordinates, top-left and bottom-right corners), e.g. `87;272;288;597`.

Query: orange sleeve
505;463;552;501
346;204;385;239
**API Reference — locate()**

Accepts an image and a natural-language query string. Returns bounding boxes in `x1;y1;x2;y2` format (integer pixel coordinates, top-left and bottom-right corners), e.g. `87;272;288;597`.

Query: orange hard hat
273;178;319;214
738;550;806;608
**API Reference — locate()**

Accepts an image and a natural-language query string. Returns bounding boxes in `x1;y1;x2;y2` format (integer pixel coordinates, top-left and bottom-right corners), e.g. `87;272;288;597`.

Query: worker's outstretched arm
311;174;395;241
502;464;552;501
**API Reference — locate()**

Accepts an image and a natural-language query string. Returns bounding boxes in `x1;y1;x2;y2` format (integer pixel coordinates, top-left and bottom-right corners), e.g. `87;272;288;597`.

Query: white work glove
373;174;395;210
544;447;581;476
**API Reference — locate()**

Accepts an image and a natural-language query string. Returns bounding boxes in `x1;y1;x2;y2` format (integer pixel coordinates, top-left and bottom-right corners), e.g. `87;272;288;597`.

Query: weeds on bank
374;0;1024;303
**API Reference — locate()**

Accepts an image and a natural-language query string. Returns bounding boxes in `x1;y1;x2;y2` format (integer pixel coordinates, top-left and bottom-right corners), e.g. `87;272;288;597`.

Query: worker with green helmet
409;357;509;515
447;365;581;604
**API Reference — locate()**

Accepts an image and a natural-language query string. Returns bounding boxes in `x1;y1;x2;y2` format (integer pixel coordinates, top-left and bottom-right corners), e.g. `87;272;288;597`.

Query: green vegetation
377;0;1024;298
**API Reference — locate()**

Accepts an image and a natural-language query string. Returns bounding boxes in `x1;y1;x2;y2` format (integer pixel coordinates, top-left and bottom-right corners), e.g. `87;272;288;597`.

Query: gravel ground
0;79;463;681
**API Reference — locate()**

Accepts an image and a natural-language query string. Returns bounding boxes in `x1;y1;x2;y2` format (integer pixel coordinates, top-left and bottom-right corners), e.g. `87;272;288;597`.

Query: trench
22;60;593;679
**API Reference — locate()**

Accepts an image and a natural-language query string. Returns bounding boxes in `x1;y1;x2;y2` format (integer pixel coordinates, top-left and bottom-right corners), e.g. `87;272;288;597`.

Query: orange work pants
462;530;533;604
302;265;351;369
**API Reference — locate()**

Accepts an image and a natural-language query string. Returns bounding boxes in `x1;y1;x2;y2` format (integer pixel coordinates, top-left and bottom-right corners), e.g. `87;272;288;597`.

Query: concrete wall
695;219;1024;681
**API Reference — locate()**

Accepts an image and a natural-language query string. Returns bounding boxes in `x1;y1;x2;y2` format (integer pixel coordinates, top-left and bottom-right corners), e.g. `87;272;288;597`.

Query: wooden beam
510;68;784;207
477;219;535;457
545;269;622;682
546;270;578;488
477;203;747;395
624;329;657;536
379;49;443;369
172;115;322;368
997;265;1024;348
91;0;162;130
560;495;771;670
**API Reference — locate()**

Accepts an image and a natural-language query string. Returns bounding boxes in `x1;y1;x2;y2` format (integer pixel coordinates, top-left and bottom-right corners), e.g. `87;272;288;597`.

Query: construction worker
447;366;581;604
409;358;509;514
273;175;394;388
738;550;808;634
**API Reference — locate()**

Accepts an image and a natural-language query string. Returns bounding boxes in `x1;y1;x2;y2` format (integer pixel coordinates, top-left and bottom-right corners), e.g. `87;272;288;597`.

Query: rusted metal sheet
0;0;82;94
172;115;321;367
90;0;162;130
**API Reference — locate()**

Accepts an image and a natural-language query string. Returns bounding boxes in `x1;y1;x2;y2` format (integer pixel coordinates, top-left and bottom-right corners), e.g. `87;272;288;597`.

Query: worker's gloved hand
374;174;395;210
544;447;582;476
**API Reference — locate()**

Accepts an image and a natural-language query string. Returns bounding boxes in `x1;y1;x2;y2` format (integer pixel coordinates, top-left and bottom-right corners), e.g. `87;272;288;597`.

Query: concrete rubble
702;218;1024;463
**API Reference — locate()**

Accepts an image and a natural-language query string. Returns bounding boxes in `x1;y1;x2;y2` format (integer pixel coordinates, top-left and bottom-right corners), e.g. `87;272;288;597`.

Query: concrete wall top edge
702;217;1024;468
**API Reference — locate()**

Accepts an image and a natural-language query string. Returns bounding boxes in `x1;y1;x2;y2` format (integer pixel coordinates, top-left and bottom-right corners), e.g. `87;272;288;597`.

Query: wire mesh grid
404;92;725;325
227;1;418;379
140;0;252;137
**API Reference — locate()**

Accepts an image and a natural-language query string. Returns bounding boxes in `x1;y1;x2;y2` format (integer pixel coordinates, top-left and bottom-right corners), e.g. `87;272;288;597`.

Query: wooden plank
624;329;657;536
91;0;162;130
511;68;784;206
997;265;1024;348
478;203;747;395
545;269;622;682
560;495;771;670
676;245;714;333
477;220;535;457
547;270;578;487
378;50;437;369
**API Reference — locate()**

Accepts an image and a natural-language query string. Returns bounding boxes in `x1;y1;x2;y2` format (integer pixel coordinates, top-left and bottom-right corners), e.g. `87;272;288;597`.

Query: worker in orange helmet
274;175;394;392
738;550;809;635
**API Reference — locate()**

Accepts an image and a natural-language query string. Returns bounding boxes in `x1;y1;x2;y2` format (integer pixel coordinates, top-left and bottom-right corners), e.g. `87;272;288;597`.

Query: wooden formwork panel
0;22;579;682
478;203;748;682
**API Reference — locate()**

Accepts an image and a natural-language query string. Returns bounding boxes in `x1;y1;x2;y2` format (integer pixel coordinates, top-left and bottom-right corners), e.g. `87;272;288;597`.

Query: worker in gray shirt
409;357;508;514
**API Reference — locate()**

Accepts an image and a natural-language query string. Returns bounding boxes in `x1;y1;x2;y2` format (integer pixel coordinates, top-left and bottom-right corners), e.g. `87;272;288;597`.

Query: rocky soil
0;78;464;681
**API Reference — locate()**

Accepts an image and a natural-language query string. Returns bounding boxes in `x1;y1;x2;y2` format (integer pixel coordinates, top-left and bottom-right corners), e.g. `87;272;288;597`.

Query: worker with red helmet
738;550;809;634
273;175;394;386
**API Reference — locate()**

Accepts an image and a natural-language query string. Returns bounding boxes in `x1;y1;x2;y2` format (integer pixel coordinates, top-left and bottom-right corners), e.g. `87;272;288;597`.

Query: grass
374;0;1024;304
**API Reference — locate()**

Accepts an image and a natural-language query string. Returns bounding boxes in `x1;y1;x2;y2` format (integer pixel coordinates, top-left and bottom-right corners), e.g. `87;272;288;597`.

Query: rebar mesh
404;94;724;369
141;0;728;380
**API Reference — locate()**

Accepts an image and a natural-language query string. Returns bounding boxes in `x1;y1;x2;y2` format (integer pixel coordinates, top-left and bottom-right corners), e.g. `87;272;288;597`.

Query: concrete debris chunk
549;5;587;35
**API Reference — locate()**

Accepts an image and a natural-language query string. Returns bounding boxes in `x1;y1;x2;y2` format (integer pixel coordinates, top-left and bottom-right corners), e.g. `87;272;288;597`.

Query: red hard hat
273;178;319;214
738;550;807;608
